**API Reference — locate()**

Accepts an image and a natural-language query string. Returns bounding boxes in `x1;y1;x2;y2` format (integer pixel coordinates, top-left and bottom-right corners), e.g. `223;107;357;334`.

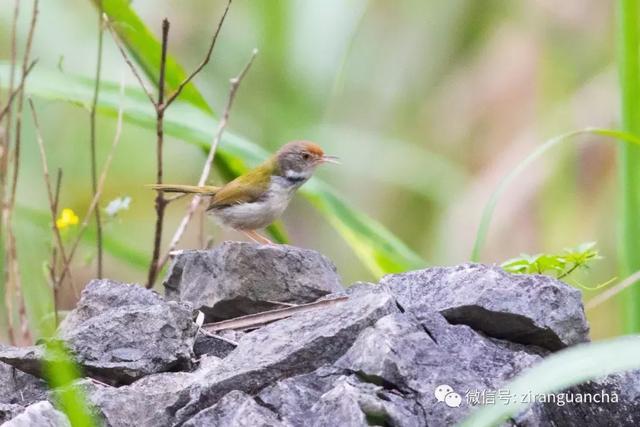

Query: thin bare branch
158;48;258;270
28;99;74;299
0;61;37;123
58;76;126;285
203;296;349;332
145;19;171;288
0;0;21;347
8;0;39;216
90;1;105;278
103;16;157;108
164;0;232;107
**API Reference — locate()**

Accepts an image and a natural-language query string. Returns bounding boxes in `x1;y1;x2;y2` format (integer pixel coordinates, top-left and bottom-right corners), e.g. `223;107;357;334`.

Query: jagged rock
2;401;70;427
193;333;237;359
0;404;28;425
0;361;47;405
0;346;46;378
334;311;541;426
0;361;48;424
381;263;589;350
259;370;424;427
163;242;343;321
57;280;197;385
59;279;165;332
171;288;397;423
3;253;639;426
183;390;284;427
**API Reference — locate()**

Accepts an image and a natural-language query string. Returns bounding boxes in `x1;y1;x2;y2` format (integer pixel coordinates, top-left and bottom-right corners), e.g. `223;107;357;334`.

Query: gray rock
2;401;70;427
0;361;47;405
57;279;198;385
0;346;46;378
183;390;284;427
88;370;196;427
259;371;424;427
193;333;237;359
381;263;589;350
163;242;343;321
0;404;27;425
171;288;397;423
59;279;165;333
334;311;541;426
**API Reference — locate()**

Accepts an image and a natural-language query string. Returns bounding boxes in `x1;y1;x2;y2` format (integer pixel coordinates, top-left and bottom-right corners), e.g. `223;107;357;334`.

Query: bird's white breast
209;176;298;230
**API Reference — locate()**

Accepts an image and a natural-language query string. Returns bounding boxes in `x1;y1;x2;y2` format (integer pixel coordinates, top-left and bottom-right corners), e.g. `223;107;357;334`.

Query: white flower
105;196;131;217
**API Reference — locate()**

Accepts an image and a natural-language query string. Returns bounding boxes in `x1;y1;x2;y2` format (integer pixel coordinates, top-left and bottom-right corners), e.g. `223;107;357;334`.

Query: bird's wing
147;184;221;195
208;163;274;209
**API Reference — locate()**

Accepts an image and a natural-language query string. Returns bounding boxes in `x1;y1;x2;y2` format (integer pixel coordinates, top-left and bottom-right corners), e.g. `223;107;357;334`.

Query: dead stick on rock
158;48;259;271
203;296;348;332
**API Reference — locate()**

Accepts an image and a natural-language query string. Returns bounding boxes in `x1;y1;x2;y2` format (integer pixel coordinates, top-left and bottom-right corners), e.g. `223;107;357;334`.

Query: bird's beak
320;155;340;165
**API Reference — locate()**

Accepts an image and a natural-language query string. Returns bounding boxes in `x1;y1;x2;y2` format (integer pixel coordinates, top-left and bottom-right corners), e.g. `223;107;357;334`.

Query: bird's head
275;141;339;184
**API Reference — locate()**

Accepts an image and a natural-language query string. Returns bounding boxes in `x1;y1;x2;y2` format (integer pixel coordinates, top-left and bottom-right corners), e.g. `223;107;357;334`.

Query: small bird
150;141;338;244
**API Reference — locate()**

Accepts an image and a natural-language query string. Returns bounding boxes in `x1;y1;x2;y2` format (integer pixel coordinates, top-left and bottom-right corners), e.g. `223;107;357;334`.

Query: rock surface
163;242;343;321
0;245;638;426
0;280;198;386
2;401;70;427
381;263;590;350
0;361;47;424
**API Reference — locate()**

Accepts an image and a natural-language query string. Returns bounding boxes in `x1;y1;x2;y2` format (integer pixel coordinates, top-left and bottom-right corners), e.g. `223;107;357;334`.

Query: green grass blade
91;0;211;112
460;336;640;426
471;128;640;262
0;64;425;277
616;0;640;333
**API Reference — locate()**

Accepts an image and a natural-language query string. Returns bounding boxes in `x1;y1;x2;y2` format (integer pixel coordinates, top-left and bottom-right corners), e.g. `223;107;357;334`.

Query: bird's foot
241;230;274;245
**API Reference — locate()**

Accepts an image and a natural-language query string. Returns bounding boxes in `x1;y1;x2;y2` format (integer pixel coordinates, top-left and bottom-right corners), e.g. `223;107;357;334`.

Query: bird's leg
241;230;273;245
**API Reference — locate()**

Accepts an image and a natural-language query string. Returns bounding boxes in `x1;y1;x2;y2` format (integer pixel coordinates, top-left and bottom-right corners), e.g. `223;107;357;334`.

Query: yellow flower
56;208;79;229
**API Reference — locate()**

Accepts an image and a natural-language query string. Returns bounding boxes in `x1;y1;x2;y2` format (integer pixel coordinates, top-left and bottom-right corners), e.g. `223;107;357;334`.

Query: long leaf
460;336;640;426
471;128;640;262
617;0;640;333
0;64;426;276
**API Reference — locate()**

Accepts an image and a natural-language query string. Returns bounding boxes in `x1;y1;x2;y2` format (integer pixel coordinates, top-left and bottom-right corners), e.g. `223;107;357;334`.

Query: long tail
146;184;220;195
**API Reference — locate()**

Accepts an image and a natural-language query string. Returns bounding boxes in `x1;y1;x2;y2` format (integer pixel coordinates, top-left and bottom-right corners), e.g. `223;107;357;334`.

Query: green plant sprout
501;242;602;281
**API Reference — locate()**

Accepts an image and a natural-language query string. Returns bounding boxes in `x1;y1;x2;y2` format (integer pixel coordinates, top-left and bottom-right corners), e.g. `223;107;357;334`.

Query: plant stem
146;19;170;288
617;0;640;333
90;0;104;278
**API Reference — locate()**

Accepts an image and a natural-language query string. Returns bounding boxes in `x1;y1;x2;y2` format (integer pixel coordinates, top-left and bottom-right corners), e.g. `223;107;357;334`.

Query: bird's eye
302;153;311;161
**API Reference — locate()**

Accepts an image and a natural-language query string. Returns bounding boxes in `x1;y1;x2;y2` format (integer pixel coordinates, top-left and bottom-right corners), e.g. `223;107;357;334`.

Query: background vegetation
0;0;634;343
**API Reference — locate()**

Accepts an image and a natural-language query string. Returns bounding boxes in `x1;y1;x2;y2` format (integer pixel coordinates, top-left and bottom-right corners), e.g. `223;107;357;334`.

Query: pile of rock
0;242;638;426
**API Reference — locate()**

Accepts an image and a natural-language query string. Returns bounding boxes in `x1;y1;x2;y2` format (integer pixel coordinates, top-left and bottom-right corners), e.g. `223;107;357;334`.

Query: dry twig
90;0;105;278
0;61;37;124
203;296;349;332
28;98;75;309
60;79;126;285
164;0;232;106
157;49;258;271
104;3;234;288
